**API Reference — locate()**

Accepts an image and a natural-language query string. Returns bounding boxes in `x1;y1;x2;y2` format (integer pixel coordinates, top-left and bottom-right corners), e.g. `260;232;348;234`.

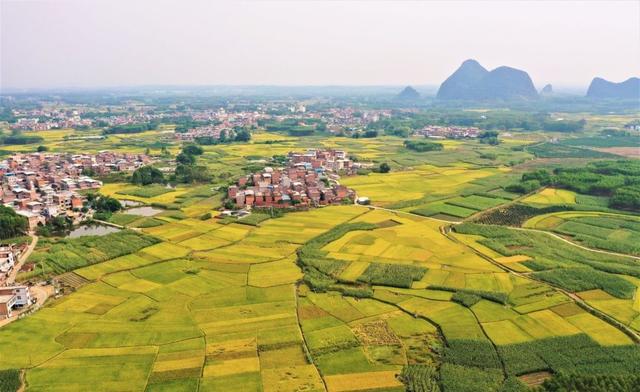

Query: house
0;244;17;273
0;286;32;307
0;295;17;319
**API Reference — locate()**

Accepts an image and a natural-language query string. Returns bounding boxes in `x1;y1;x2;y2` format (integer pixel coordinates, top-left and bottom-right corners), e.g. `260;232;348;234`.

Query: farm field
523;211;640;255
4;203;639;391
2;118;640;392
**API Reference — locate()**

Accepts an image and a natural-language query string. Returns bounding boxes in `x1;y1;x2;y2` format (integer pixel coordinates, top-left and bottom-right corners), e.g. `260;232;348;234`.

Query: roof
0;295;15;304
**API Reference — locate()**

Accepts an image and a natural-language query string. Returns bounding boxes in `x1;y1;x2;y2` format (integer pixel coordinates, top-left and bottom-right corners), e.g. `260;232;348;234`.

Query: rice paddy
2;129;639;391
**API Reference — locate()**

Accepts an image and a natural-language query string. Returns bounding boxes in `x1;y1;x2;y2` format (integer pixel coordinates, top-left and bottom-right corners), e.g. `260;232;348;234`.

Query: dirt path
511;226;640;261
5;234;39;285
441;225;640;343
17;369;26;392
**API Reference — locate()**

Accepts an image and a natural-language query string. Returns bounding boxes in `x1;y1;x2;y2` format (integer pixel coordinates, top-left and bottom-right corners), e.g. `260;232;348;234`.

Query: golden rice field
522;188;576;205
2;128;640;391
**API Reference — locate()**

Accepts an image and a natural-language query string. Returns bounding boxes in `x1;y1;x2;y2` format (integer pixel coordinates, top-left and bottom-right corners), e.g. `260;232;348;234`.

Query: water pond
126;206;162;217
67;224;121;238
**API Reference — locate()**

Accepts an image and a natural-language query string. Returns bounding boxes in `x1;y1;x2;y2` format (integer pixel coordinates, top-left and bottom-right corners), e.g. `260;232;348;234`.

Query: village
413;125;481;139
0;151;156;321
0;151;152;229
227;149;368;209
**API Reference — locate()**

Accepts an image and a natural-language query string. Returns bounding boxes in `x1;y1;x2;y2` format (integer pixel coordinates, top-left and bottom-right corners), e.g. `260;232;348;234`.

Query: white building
0;286;32;306
0;245;16;273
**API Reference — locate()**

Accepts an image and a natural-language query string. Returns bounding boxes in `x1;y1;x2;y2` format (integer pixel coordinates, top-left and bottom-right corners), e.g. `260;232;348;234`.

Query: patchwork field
2;127;640;391
523;211;640;255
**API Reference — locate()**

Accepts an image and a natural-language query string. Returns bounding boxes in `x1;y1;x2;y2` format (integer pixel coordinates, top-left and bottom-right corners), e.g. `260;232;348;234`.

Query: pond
119;199;142;207
126;206;162;217
67;224;121;238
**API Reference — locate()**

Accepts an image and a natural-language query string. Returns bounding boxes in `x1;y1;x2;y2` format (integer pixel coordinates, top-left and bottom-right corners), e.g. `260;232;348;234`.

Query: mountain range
436;59;538;101
586;77;640;100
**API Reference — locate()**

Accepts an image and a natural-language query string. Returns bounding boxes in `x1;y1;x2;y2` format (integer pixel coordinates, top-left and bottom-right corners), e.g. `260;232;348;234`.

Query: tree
176;152;196;165
0;206;28;239
175;164;211;183
90;195;122;213
379;163;391;173
131;165;165;185
183;144;204;156
234;129;251;142
37;145;48;152
363;130;379;138
81;167;96;177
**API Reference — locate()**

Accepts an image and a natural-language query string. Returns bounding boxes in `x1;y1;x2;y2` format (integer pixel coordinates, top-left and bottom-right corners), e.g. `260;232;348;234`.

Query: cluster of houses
227;149;365;209
9;111;93;131
0;151;150;229
323;108;392;134
414;125;481;139
175;109;265;142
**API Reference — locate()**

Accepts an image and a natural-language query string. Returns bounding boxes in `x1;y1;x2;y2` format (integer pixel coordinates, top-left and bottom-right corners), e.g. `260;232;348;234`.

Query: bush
404;139;444;152
541;372;640;392
103;122;157;134
533;267;636;299
472;204;571;227
182;144;204;155
131;166;165;186
439;364;503;392
429;285;508;304
400;364;440;392
0;369;21;392
0;205;28;240
505;180;540;194
451;291;482;307
357;263;427;288
443;339;502;370
1;134;44;145
499;334;640;376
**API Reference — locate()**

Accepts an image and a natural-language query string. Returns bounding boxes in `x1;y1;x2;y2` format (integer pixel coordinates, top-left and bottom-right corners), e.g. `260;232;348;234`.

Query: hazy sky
1;0;639;90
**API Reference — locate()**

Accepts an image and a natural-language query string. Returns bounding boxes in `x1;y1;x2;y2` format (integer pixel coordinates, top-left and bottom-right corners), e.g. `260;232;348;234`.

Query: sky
1;0;639;90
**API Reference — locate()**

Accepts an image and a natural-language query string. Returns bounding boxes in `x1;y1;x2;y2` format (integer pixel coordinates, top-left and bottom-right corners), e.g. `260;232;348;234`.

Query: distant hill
436;59;488;100
540;84;553;95
436;59;538;100
397;86;420;100
586;77;640;99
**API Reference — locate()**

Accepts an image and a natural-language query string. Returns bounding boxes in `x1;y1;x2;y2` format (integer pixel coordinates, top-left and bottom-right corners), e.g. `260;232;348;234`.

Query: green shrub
541;372;640;392
400;364;440;392
439;363;503;392
358;263;427;288
533;267;636;299
428;285;508;304
451;291;482;307
0;369;21;392
443;339;501;370
404;139;444;152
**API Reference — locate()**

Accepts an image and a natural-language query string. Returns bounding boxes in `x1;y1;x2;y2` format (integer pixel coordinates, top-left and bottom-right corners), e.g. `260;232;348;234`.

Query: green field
2;117;640;392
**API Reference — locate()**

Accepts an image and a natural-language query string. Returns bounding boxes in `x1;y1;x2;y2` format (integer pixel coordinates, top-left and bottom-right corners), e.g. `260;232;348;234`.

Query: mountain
586;77;640;99
397;86;420;100
540;84;553;95
436;59;538;100
436;59;488;100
